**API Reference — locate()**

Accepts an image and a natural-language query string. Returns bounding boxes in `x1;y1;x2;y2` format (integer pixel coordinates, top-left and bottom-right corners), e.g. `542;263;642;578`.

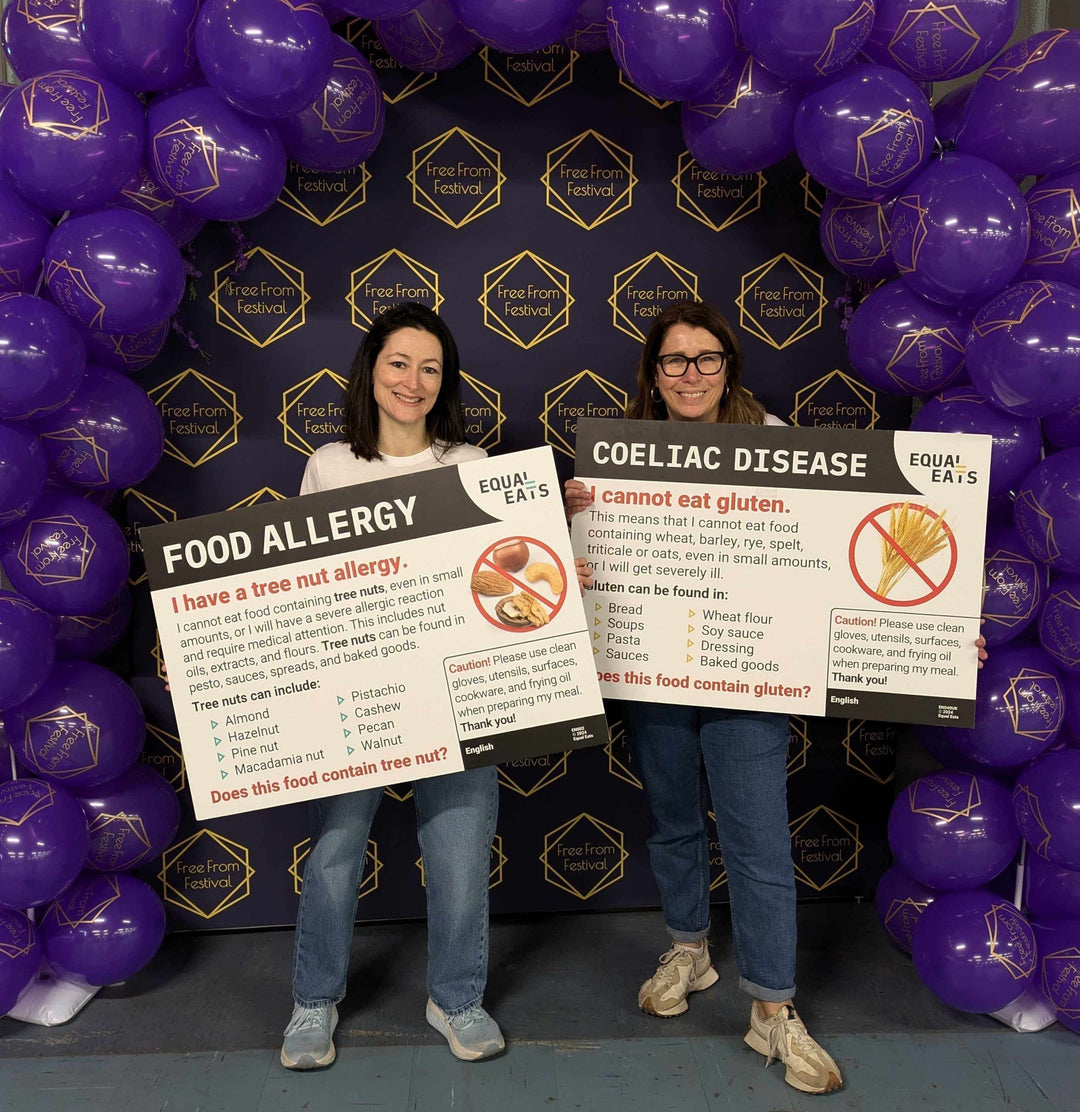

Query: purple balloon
1039;575;1080;677
1014;449;1080;573
0;909;40;1015
1044;404;1080;451
794;65;934;201
846;279;968;396
956;29;1080;180
0;420;47;529
74;764;180;872
818;192;896;281
946;642;1064;768
1014;749;1080;870
39;871;165;985
606;0;736;101
107;163;206;247
374;3;478;74
1022;171;1080;289
147;85;287;221
863;0;1019;81
1032;917;1080;1034
336;0;415;14
0;293;86;421
0;71;144;212
0;589;55;709
910;387;1041;497
1025;854;1080;919
0;184;52;295
49;586;132;661
81;0;201;92
450;0;578;55
32;366;164;490
888;770;1020;890
979;522;1048;647
196;0;334;119
890;154;1029;309
4;660;145;789
932;86;972;149
739;0;874;80
681;50;801;176
0;0;96;80
277;37;384;169
912;888;1036;1012
563;0;608;52
0;489;129;614
79;319;170;375
44;209;185;335
966;281;1080;418
875;864;940;954
0;779;89;909
1064;674;1080;741
916;725;988;774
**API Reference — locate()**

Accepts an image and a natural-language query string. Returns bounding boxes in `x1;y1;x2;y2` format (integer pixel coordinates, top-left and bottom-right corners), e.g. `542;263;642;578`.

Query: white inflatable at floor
6;963;99;1027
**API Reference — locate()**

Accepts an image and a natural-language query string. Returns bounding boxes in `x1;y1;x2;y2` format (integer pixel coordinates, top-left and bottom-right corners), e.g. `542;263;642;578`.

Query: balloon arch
0;0;1079;1034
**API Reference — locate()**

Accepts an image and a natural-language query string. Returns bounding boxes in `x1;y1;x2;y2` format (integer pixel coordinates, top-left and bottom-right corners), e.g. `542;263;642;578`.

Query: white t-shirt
763;413;785;426
299;440;487;496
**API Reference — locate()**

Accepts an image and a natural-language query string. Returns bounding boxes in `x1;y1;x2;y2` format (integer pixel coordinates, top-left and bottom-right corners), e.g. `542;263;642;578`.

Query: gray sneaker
280;1003;338;1070
425;998;505;1060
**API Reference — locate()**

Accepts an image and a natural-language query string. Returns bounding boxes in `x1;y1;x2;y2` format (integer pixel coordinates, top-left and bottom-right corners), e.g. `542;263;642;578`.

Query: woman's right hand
564;478;593;522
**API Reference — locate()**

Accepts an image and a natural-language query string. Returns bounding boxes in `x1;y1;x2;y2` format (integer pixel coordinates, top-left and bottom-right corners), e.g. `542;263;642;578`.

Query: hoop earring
650;385;663;404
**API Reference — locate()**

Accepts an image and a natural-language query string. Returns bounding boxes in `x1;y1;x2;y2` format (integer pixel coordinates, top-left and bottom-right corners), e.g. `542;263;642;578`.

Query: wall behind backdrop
124;25;918;931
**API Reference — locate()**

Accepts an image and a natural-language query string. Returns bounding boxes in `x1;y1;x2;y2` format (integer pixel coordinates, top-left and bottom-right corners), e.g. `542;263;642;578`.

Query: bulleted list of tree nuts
571;419;991;727
142;448;607;819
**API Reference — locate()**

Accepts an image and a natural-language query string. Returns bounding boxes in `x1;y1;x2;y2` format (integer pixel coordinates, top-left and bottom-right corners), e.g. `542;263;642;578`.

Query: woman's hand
564;478;593;522
162;663;170;692
574;556;594;595
976;623;988;669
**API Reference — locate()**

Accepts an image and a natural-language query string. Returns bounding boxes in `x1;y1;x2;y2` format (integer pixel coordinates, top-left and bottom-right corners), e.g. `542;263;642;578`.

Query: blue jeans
620;700;797;1003
292;765;498;1015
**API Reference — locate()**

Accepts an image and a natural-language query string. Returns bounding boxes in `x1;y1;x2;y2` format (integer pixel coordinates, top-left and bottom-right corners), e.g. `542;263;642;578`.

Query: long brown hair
626;301;766;425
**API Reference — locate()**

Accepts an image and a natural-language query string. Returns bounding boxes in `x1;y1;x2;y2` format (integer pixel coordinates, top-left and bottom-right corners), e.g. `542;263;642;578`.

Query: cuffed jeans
292;765;498;1016
621;700;797;1003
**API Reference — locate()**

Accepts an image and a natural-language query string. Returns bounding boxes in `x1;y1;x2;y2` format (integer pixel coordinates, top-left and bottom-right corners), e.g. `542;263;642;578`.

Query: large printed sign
143;448;606;819
571;419;991;726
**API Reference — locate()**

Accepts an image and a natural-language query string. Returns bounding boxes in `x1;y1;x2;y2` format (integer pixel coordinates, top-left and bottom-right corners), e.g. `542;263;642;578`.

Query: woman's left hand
975;634;988;669
574;556;594;595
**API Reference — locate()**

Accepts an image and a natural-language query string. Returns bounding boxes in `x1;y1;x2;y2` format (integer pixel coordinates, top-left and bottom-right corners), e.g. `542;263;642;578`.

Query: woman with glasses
565;300;839;1095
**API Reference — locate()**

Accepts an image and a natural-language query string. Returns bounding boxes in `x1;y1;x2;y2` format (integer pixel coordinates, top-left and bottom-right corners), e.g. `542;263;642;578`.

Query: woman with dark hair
281;302;502;1070
568;299;830;1093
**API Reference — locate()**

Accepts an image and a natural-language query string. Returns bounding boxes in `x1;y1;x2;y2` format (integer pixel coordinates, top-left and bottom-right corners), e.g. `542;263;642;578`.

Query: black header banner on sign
573;418;924;495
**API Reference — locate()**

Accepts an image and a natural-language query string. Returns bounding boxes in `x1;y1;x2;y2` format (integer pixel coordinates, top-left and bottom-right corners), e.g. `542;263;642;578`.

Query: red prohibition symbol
848;502;958;607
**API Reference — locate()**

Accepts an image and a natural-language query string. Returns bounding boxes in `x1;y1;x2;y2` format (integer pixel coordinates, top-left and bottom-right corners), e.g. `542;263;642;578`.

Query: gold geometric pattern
788;716;812;775
44;259;106;331
0;916;34;960
855;109;927;192
789;805;863;891
152;117;221;204
541;812;628;900
159;829;255;919
0;781;60;826
706;810;728;891
884;325;966;390
909;772;979;823
16;0;78;30
408;127;505;229
229;487;288;509
604;717;642;790
17;513;95;585
1013;782;1052;858
347;249;443;332
48;875;121;929
481;45;577;107
148;370;242;468
342;18;438;104
970;282;1053;337
891;193;929;274
1042;948;1080;1019
617;69;673;110
983;546;1043;630
888;4;981;77
1041;586;1080;669
144;723;186;793
1025;186;1080;265
985;29;1068;80
312;54;382;143
672;152;764;233
790;369;880;428
459;372;505;450
498;752;571;796
816;2;875;74
842;720;895;784
801;172;826;218
278;369;348;457
210;247;309;348
1003;668;1063;741
38;427;110;486
278;164;372;227
985;903;1037;980
736;253;826;350
123;488;178;587
1014;488;1059;565
480;250;573;349
821;197;891;271
22;709;99;780
21;73;109;140
86;810;153;867
609;252;698;343
540;370;628;459
543;130;636;230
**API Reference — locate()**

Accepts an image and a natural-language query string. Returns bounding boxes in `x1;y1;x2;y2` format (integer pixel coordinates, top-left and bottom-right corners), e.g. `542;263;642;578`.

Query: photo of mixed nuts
469;537;567;632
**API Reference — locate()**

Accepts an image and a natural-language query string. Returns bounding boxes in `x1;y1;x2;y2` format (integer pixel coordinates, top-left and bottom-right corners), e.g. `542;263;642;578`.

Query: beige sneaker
743;1002;842;1094
637;941;719;1017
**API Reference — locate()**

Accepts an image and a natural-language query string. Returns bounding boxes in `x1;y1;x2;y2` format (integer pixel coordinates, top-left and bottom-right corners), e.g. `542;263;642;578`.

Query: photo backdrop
124;26;915;930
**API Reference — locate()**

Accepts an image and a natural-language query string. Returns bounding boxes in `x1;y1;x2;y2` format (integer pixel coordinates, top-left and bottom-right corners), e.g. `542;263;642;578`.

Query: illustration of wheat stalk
877;503;949;597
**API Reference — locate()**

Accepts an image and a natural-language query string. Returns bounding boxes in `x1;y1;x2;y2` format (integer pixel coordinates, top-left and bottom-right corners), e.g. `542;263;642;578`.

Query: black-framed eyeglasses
656;351;728;377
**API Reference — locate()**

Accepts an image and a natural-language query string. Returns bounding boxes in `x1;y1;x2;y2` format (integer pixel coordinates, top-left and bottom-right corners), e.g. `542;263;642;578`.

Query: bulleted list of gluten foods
142;448;606;819
571;419;990;726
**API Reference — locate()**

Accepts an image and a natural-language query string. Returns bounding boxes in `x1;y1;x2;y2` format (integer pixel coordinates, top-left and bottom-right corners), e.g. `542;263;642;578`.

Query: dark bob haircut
342;301;468;460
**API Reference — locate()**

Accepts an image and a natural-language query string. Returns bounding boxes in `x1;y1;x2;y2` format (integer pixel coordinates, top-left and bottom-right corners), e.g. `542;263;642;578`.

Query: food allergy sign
571;419;991;726
141;448;606;819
